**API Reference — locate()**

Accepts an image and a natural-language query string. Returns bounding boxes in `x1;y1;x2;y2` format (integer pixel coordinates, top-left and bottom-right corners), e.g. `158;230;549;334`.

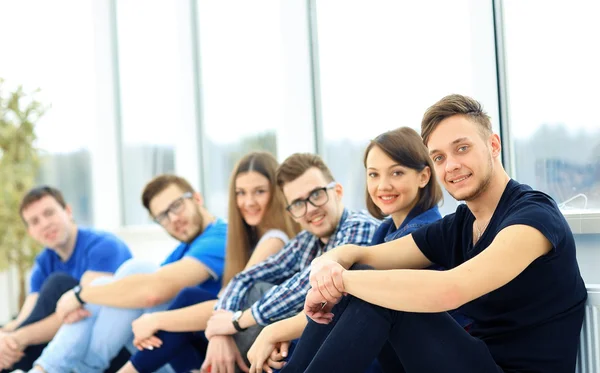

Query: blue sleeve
29;256;48;294
85;237;132;273
185;235;226;281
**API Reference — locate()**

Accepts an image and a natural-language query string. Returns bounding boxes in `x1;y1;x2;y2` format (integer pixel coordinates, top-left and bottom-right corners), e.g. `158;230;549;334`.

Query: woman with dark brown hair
246;127;469;373
117;151;299;373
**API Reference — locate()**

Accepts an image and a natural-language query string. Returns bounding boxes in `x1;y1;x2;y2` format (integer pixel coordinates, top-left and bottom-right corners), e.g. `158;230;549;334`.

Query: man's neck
200;209;216;232
466;170;511;223
53;224;79;262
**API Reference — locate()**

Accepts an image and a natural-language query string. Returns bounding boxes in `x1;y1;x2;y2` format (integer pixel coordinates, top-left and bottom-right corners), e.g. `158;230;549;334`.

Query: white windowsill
562;210;600;235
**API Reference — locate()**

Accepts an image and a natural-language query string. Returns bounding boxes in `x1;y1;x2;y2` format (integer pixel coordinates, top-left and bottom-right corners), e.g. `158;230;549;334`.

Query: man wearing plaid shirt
201;153;379;373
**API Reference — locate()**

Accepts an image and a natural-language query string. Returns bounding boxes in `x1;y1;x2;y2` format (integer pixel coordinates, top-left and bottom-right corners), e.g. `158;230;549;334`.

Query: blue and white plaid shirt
215;208;379;325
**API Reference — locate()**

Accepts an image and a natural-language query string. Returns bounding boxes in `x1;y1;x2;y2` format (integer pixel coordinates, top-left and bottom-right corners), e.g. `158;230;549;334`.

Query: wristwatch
72;285;86;305
231;310;247;332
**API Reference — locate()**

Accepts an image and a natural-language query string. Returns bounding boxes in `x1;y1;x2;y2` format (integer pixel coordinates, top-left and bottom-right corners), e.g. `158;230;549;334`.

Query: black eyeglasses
286;182;336;218
153;192;193;226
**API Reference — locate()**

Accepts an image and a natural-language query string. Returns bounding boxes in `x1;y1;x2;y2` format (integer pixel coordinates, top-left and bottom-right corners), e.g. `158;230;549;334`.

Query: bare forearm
342;269;461;312
81;274;171;308
13;314;62;346
267;312;308;342
156;300;217;332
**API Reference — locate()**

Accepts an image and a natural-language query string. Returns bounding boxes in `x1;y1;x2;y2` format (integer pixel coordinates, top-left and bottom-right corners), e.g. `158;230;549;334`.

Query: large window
503;1;600;212
314;0;494;216
116;0;182;225
196;0;283;217
0;0;95;225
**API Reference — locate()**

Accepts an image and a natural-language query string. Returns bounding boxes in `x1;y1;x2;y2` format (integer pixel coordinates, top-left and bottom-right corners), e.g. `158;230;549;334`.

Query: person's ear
334;183;344;200
193;192;204;206
489;133;502;158
419;167;431;188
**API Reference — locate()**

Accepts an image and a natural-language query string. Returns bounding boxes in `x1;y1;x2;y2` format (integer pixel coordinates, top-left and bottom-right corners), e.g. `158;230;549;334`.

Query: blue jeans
32;260;174;373
130;286;217;373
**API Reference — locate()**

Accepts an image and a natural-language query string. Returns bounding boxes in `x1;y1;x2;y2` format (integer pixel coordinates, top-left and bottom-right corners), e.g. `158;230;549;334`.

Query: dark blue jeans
281;295;502;372
130;286;217;373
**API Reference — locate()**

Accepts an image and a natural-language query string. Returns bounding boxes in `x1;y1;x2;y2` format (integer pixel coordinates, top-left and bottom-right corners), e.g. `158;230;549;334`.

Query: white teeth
451;176;468;183
380;196;396;200
311;215;324;223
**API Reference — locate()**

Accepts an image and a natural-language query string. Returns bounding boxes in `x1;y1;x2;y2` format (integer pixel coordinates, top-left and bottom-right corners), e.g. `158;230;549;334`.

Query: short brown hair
276;153;334;188
141;174;195;213
421;94;492;146
364;127;443;219
20;186;67;221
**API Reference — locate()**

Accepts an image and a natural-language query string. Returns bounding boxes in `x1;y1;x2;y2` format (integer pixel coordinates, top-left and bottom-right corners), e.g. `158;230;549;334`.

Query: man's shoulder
77;227;128;250
502;180;560;215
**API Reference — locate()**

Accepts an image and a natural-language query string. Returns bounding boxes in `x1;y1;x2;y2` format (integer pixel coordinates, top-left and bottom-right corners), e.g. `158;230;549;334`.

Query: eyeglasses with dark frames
153;192;193;225
286;181;337;218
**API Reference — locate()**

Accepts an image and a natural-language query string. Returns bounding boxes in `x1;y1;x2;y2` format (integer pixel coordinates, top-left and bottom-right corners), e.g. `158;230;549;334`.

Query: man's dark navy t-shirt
412;179;587;373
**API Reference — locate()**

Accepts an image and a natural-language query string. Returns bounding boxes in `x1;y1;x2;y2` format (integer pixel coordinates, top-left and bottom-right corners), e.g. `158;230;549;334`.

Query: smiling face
22;195;76;250
149;184;204;243
282;167;343;241
235;171;272;227
366;146;429;225
427;115;497;201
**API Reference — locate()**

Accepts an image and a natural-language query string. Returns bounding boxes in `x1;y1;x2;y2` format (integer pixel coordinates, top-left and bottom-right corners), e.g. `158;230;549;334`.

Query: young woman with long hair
116;151;299;373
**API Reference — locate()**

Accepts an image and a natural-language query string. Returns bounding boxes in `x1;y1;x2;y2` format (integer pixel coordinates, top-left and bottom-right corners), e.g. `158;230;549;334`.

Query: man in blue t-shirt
25;175;226;373
0;186;132;372
287;95;587;373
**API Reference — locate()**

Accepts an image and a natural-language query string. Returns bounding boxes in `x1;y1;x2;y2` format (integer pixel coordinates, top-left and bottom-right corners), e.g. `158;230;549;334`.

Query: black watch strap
232;311;247;332
73;285;86;305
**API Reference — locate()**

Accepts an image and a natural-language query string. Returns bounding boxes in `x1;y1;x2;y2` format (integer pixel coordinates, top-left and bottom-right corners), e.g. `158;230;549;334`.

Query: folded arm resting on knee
308;225;552;315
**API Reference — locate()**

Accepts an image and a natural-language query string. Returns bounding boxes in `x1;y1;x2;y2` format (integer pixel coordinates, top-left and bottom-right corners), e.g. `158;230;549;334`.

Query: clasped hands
304;257;347;324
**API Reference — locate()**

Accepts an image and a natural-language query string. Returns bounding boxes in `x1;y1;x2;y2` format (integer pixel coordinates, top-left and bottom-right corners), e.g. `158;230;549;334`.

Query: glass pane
315;0;476;216
116;0;180;224
0;0;95;225
503;1;600;211
197;0;281;217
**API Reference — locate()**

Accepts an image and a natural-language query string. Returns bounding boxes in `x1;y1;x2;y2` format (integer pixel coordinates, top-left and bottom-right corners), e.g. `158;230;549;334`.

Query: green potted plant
0;78;46;308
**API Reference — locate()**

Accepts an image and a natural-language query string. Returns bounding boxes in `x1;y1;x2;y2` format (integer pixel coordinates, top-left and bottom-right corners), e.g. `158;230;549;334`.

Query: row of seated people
0;94;586;373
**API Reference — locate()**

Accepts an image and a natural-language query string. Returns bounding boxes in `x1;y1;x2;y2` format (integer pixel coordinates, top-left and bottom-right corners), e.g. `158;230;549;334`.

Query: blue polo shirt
161;218;227;297
30;228;132;293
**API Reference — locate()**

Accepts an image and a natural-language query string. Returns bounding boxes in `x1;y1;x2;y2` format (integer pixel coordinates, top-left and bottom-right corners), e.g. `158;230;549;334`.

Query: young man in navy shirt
0;186;132;371
285;94;587;373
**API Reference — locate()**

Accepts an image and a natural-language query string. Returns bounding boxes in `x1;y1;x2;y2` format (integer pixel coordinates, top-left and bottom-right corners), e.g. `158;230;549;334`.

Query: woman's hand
248;327;289;373
132;313;162;350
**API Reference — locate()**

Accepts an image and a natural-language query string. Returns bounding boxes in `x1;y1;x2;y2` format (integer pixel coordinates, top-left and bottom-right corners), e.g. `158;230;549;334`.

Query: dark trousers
281;273;502;373
131;282;273;373
130;286;217;373
1;273;130;373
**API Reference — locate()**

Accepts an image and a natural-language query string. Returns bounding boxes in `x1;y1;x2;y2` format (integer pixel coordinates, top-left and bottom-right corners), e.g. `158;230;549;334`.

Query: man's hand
309;258;346;304
0;334;24;369
247;327;289;373
205;310;237;340
304;288;339;324
63;308;91;324
56;289;83;320
200;335;249;373
132;313;162;350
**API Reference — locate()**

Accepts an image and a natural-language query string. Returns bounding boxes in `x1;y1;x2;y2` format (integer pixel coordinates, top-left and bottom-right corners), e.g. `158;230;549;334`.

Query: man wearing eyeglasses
200;153;379;373
27;175;226;373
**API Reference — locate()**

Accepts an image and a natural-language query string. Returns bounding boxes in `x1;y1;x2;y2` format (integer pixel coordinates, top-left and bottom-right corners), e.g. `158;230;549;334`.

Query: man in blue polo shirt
26;174;226;373
0;186;132;372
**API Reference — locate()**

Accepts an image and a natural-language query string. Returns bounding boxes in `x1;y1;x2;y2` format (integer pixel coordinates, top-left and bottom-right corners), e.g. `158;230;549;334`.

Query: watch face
234;310;243;320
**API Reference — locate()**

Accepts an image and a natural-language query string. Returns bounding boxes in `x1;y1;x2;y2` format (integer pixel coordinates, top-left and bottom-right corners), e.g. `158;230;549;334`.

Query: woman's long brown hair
222;151;300;286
